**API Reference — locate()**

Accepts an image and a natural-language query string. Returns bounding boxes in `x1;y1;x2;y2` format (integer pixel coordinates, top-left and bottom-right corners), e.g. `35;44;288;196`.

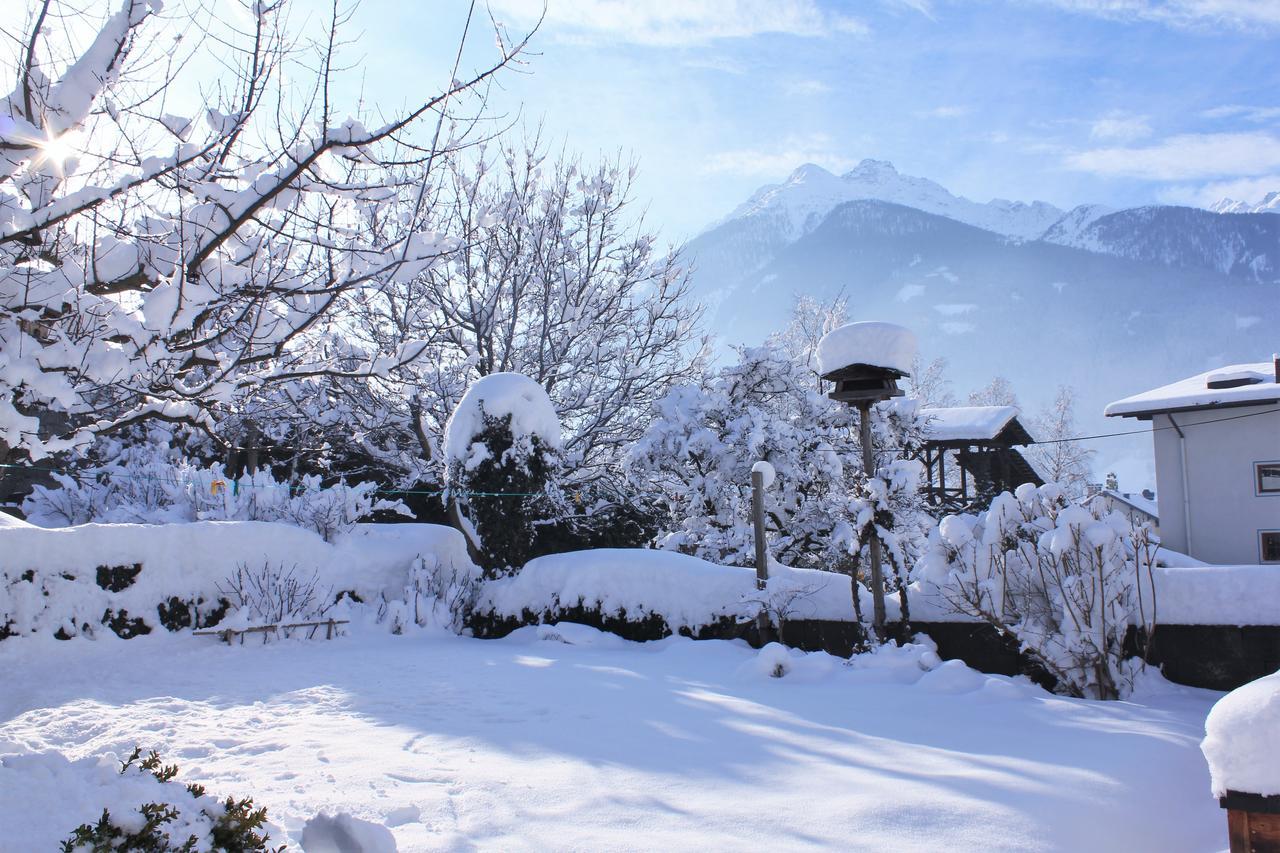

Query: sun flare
33;131;79;173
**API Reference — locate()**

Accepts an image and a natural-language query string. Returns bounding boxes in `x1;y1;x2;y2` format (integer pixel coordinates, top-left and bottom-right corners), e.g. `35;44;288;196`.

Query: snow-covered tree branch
0;0;533;462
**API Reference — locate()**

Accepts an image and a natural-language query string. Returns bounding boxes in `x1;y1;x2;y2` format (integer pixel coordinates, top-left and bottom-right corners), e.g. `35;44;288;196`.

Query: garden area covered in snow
3;1;1277;849
0;515;1259;852
1;614;1227;851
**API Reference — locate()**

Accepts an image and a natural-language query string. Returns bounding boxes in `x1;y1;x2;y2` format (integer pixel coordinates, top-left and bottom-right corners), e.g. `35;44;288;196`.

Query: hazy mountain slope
1046;205;1280;283
685;198;1277;484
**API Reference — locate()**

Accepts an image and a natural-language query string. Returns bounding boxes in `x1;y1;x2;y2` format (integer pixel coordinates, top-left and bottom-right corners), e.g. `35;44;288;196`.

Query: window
1257;462;1280;495
1263;532;1280;564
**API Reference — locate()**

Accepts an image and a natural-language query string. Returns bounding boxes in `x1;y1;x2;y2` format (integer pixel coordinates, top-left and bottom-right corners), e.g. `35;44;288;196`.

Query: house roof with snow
1106;360;1280;419
1088;489;1159;522
919;406;1033;446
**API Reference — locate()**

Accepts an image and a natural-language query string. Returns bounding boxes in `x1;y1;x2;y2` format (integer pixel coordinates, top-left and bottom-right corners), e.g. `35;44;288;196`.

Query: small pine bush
60;748;283;853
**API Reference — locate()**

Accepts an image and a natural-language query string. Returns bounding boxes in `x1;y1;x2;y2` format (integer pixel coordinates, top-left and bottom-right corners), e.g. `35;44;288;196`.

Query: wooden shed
917;406;1044;511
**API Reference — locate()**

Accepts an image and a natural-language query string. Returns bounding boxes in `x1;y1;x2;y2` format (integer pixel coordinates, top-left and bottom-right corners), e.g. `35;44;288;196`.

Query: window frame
1261;530;1280;565
1256;461;1280;496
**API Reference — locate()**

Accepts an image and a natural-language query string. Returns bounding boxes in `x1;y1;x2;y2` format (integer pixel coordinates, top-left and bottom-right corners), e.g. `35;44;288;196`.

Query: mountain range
684;160;1280;486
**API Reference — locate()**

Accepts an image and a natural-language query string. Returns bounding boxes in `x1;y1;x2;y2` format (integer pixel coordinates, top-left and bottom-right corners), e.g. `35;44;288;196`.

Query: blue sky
332;0;1280;241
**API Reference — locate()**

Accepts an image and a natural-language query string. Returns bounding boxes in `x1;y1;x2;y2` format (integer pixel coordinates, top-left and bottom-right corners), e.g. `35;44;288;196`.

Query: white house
1106;359;1280;566
1088;488;1159;531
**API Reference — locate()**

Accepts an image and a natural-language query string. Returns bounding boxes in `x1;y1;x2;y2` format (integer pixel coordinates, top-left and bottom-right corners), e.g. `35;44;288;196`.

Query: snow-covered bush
628;344;863;569
59;748;281;852
381;553;482;633
217;564;334;629
444;373;566;576
630;343;935;592
23;455;404;542
919;483;1159;699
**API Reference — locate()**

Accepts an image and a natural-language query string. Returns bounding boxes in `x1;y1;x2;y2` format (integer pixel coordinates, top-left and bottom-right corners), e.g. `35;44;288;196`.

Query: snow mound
1202;669;1280;796
477;548;855;631
737;642;840;682
443;373;562;465
0;749;287;851
301;812;398;852
535;621;628;648
750;460;776;488
816;321;917;376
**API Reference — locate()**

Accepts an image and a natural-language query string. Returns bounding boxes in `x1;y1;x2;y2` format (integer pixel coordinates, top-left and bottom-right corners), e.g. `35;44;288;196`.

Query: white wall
1152;403;1280;565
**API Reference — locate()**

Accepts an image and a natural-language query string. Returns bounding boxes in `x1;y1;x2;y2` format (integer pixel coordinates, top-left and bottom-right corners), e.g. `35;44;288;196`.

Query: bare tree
0;0;533;463
1028;385;1094;497
967;376;1019;408
345;133;708;486
906;355;958;408
772;293;848;391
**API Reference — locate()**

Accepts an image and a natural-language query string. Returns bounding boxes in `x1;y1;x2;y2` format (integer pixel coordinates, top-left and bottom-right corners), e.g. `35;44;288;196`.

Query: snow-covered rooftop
1105;361;1280;418
919;406;1023;442
816;321;916;376
1093;489;1158;520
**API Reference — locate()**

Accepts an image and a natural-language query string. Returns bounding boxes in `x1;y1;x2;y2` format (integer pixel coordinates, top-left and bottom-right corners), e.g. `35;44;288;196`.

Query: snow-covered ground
0;624;1226;851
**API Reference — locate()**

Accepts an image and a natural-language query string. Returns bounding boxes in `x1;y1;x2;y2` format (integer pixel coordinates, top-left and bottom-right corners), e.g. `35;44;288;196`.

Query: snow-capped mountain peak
716;158;1065;242
1211;191;1280;215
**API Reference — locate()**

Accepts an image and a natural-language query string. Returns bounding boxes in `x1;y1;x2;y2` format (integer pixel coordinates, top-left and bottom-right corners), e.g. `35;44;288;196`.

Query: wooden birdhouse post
815;322;916;641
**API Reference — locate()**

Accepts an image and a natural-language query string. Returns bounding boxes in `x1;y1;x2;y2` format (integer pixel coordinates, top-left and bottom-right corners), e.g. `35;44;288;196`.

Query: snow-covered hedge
22;457;404;542
1151;566;1280;626
476;548;859;632
0;520;474;641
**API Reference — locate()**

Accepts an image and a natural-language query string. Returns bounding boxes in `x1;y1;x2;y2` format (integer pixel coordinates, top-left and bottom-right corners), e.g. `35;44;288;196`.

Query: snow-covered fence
0;519;475;641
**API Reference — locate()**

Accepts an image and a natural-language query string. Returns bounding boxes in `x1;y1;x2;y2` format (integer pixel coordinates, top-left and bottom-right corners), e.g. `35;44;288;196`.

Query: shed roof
920;406;1031;444
1106;361;1280;419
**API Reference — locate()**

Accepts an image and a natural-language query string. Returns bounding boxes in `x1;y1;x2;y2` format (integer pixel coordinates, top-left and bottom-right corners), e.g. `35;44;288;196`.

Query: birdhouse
820;363;907;404
815;321;916;406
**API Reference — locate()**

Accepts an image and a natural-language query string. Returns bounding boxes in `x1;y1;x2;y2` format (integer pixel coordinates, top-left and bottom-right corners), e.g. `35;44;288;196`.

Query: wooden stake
858;401;886;640
751;468;769;591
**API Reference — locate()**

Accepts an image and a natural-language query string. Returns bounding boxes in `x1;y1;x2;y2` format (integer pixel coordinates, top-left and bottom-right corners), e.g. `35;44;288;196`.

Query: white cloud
1156;173;1280;207
681;55;748;74
1065;132;1280;180
1089;113;1151;142
1201;104;1280;123
918;105;969;119
490;0;869;46
704;133;856;177
940;321;976;335
887;0;937;18
1034;0;1280;31
934;303;977;315
786;79;832;96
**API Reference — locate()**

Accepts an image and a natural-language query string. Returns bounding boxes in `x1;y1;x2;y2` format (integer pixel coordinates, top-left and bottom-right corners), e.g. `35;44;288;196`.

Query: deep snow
1202;668;1280;796
0;624;1226;852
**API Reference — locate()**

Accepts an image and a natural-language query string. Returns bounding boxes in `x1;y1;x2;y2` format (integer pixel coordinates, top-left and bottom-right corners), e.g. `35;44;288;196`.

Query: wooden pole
244;421;261;475
751;468;769;591
858;401;887;639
